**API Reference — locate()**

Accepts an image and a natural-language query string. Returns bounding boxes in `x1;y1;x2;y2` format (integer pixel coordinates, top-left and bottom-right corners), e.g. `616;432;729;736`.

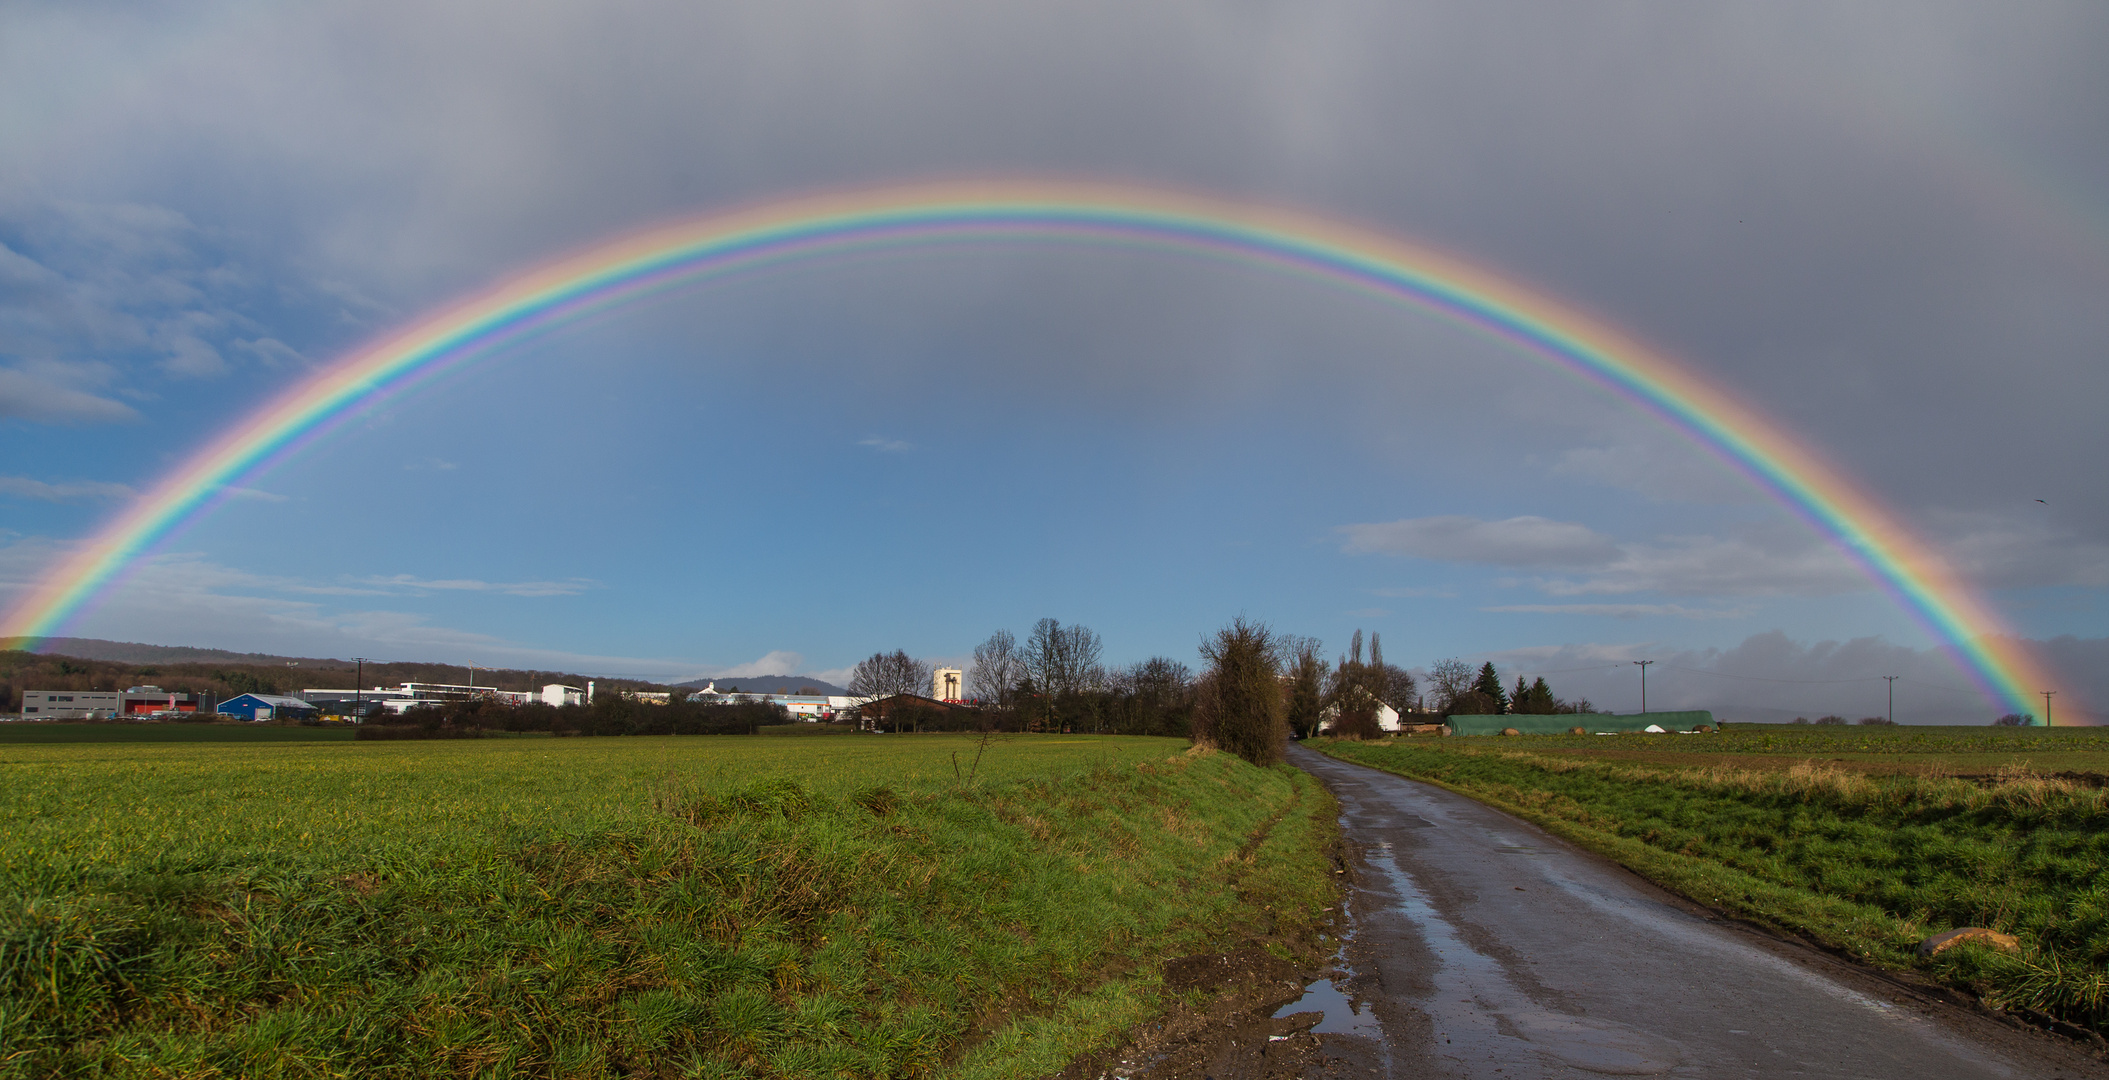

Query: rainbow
0;180;2055;717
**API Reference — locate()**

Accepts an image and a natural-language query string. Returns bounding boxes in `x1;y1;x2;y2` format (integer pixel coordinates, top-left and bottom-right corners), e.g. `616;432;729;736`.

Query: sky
2;1;2105;722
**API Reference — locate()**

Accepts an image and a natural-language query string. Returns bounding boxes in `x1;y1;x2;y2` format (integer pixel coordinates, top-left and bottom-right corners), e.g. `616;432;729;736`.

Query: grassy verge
1;735;1334;1078
1315;737;2109;1034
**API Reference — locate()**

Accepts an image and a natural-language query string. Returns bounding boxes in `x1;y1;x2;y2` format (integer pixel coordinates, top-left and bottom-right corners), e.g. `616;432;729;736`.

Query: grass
0;722;357;744
0;734;1335;1079
1316;729;2109;1035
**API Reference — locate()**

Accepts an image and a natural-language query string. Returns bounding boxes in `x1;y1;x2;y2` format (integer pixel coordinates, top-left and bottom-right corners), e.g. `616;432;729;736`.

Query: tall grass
1320;739;2109;1033
0;736;1335;1078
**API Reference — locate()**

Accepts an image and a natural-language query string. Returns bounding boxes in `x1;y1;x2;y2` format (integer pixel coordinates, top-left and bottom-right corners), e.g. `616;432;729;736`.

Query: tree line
354;695;794;739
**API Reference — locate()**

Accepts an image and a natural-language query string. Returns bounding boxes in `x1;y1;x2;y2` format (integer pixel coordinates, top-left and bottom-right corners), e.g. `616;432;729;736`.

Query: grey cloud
0;366;135;423
1344;514;1873;597
1929;513;2109;590
1339;516;1622;568
1477;630;2106;726
1550;438;1757;505
1530;532;1866;598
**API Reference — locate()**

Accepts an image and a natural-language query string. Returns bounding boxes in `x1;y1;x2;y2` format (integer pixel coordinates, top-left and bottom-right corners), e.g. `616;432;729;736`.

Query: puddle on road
1272;978;1382;1036
1362;839;1685;1076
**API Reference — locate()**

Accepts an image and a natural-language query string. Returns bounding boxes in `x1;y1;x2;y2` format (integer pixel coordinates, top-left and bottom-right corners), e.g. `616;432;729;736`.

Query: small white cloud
0;475;134;501
1483;603;1752;619
233;337;305;367
859;436;911;453
159;333;228;377
221;486;289;502
354;574;597;597
710;650;808;679
1339;515;1621;568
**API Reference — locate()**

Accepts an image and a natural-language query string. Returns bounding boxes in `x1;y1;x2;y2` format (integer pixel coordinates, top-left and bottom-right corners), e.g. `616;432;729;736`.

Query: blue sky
3;2;2106;722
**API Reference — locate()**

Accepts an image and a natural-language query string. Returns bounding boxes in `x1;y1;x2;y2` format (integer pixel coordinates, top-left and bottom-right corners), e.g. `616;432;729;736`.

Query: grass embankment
1;735;1335;1079
1317;730;2109;1034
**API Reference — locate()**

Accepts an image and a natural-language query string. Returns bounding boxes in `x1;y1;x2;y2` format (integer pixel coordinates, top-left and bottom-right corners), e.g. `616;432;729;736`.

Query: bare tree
1425;658;1476;715
1281;636;1327;739
969;629;1022;710
1193;616;1285;766
1019;618;1104;728
850;650;932;704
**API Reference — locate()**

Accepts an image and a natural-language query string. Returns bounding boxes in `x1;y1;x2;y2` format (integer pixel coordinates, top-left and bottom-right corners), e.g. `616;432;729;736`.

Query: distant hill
1;637;355;669
0;637;674;712
674;674;849;696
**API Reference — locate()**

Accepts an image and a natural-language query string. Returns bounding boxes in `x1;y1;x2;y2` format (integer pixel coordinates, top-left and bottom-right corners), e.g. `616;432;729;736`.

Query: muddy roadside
1049;840;1384;1080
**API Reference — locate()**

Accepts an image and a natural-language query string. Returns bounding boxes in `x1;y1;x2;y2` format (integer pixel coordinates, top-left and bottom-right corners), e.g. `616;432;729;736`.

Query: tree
1020;619;1105;730
1511;676;1559;714
1425;658;1476;715
1472;662;1510;713
1281;636;1327;740
1192;616;1285;766
969;629;1022;710
1856;716;1895;725
1814;715;1847;725
1993;713;2033;727
1323;629;1411;731
850;650;933;727
1384;665;1419;714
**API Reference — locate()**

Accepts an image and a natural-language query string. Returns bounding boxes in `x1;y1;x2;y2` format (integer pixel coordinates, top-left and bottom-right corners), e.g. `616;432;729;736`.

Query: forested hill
0;637;355;669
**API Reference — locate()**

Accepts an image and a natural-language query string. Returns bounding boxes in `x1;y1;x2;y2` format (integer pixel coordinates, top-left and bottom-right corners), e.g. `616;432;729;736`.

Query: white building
1318;693;1402;734
684;681;857;720
931;668;964;702
541;683;589;707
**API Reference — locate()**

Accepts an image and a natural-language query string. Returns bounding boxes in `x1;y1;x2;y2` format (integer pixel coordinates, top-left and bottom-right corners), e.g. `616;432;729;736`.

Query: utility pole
1633;660;1654;714
1884;675;1899;725
353;658;369;720
2042;690;2056;727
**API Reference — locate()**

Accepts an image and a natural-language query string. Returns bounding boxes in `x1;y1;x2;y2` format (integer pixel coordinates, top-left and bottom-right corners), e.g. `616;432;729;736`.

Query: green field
1;735;1336;1079
0;722;357;744
1318;729;2109;1033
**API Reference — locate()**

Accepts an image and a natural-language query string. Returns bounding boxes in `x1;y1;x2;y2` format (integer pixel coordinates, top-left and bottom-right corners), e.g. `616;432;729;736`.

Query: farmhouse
1318;688;1403;735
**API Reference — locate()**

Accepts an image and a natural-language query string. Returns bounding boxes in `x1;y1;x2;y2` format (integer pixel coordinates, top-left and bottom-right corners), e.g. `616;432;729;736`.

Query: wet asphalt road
1287;745;2106;1080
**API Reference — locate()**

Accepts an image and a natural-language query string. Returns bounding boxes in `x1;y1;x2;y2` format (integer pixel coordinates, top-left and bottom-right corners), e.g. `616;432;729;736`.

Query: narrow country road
1286;745;2106;1080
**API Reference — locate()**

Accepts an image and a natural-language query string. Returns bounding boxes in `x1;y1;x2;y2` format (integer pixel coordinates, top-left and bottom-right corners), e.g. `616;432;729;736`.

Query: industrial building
684;681;857;720
218;693;320;722
931;668;964;703
20;686;216;719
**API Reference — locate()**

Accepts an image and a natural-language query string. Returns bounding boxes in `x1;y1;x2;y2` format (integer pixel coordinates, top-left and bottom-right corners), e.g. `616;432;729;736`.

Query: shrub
1192;617;1285;766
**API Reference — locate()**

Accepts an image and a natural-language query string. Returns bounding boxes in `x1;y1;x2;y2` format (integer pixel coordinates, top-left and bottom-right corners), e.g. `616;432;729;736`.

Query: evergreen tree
1472;662;1510;713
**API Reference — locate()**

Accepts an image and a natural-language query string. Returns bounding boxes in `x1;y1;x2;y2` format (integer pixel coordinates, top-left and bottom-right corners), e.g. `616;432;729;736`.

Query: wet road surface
1288;744;2106;1080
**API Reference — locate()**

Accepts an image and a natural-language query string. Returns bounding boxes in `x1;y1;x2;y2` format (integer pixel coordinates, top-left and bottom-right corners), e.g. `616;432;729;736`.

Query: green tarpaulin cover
1445;711;1714;736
